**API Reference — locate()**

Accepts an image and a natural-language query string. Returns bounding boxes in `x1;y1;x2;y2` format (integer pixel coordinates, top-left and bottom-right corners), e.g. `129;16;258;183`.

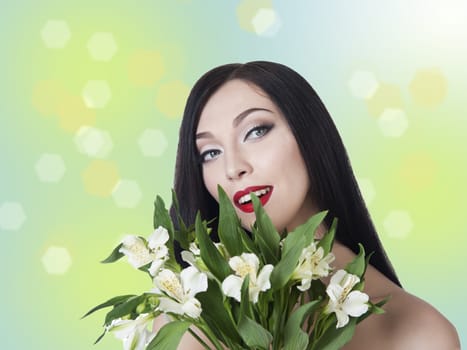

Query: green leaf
197;279;243;343
317;217;337;255
239;226;257;254
100;243;124;263
238;275;254;320
283;211;328;256
93;329;107;345
217;186;244;256
238;315;272;349
283;299;321;350
345;243;366;277
195;212;231;281
310;317;357;350
146;321;192;350
270;235;306;291
171;189;187;230
251;193;280;264
358;295;390;323
153;195;174;241
104;295;146;325
82;294;136;319
172;189;194;250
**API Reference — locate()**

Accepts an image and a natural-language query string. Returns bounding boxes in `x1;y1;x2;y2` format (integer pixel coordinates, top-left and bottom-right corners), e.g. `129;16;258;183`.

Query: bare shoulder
383;289;460;349
332;244;460;349
343;288;460;350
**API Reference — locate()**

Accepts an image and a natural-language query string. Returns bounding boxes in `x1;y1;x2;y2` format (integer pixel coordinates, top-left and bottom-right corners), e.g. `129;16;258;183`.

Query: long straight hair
171;61;401;287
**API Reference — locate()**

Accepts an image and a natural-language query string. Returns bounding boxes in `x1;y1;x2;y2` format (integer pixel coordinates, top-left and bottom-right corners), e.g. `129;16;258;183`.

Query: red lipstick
233;186;273;213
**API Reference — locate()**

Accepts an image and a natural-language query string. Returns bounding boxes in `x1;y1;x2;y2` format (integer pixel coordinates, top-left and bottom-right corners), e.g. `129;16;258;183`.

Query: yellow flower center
235;262;255;278
160;275;183;299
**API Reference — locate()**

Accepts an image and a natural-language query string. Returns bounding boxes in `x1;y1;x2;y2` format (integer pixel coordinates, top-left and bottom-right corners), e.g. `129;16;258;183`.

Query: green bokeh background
1;1;466;348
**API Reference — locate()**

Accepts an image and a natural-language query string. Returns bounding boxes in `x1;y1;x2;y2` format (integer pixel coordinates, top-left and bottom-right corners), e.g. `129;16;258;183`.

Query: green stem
187;328;212;350
196;322;225;350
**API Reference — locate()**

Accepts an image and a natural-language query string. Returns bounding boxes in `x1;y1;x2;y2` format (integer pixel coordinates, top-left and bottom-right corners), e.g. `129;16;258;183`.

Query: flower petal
222;275;243;302
342;291;369;317
329;269;347;285
256;264;273;292
158;297;185;315
119;235;154;268
241;253;259;271
180;266;208;297
148;258;165;276
228;256;245;271
147;226;169;250
154;269;183;300
335;309;350;328
182;297;203;318
326;283;344;302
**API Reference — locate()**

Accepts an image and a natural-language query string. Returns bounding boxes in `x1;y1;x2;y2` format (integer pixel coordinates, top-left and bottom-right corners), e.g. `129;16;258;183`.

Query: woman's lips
233;186;273;213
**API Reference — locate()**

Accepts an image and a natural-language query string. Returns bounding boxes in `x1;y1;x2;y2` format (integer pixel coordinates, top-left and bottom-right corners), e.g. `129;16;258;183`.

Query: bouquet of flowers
84;186;386;350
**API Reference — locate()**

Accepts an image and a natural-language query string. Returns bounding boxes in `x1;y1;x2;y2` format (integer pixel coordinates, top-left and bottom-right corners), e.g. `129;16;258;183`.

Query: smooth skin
155;80;460;349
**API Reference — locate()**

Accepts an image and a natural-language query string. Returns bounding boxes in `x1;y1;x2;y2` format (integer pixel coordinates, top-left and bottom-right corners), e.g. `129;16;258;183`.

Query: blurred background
1;0;466;348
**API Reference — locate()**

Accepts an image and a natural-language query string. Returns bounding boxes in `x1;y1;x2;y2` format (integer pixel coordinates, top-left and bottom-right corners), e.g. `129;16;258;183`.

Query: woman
155;61;460;349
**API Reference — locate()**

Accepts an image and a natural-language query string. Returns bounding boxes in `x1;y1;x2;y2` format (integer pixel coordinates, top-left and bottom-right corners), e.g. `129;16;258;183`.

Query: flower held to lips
292;242;335;291
325;269;369;328
107;313;155;350
119;226;169;276
153;266;208;319
222;253;274;303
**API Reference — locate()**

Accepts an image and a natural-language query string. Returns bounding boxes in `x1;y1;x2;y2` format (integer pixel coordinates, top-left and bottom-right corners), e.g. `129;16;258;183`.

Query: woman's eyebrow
232;107;273;127
196;107;273;140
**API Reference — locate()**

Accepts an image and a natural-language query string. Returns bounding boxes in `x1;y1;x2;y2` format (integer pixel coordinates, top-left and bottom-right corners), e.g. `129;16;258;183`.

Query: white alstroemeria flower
292;242;335;291
147;226;170;276
325;269;369;328
181;242;227;277
221;253;274;303
107;313;155;350
181;242;202;267
154;266;208;319
119;226;170;275
119;235;155;269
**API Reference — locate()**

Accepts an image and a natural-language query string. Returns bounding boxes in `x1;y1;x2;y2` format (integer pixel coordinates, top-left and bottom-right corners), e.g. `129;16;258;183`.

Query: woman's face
196;79;317;233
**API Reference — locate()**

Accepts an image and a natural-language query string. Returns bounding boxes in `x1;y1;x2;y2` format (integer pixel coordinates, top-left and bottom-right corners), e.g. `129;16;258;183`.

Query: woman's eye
244;124;273;141
199;149;221;163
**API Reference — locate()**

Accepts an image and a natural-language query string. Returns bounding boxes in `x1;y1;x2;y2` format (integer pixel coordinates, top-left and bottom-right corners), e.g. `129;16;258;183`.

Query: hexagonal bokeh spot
128;50;165;87
366;83;403;117
82;160;119;197
41;246;72;275
74;126;113;158
41;20;71;49
138;129;168;157
378;108;409;138
35;153;66;183
0;202;26;231
251;8;282;37
398;153;437;191
356;178;376;205
82;80;111;109
87;32;118;61
32;80;67;117
155;80;190;118
409;68;447;108
348;70;379;100
111;179;143;208
237;0;273;32
56;93;96;133
382;210;413;239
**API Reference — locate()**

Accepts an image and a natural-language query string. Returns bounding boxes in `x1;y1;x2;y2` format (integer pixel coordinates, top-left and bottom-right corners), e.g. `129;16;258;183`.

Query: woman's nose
225;152;252;180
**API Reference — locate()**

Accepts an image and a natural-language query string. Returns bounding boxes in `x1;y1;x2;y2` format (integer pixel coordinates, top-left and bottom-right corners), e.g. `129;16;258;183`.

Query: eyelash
198;123;274;164
244;124;273;141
